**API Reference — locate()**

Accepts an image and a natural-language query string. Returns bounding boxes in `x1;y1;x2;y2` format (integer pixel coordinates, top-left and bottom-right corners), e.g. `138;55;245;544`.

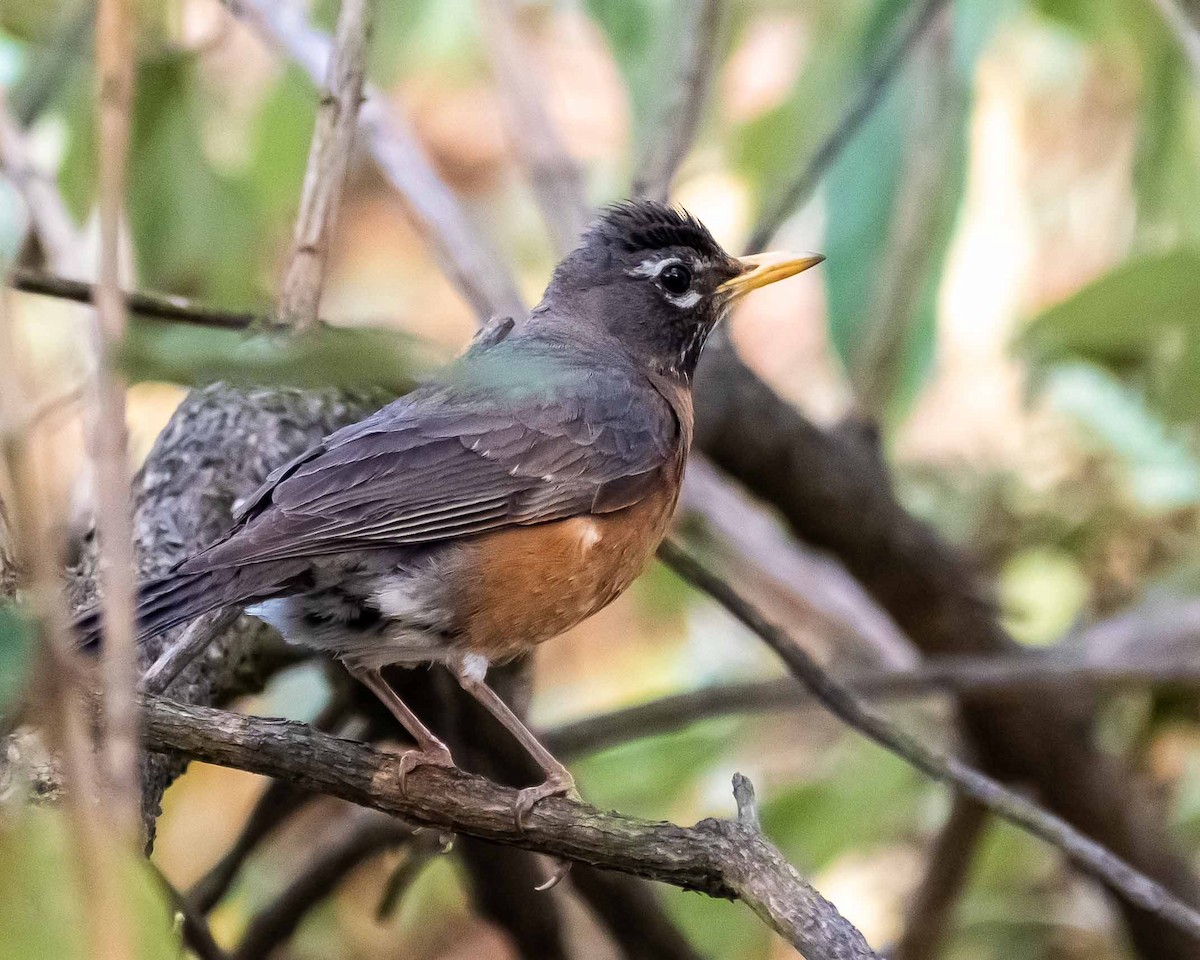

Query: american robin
78;200;823;820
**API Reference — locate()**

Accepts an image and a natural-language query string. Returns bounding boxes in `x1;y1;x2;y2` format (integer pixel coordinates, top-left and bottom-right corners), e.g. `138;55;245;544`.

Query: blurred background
4;0;1200;958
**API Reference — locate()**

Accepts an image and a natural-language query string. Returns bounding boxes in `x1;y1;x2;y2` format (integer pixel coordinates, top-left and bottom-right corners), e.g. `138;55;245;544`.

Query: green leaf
117;320;437;393
822;2;989;424
1020;250;1200;422
0;807;179;960
0;604;35;718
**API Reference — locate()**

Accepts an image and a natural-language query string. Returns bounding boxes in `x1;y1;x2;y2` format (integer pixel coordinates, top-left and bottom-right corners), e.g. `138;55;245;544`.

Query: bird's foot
393;744;457;796
514;770;579;831
534;856;573;892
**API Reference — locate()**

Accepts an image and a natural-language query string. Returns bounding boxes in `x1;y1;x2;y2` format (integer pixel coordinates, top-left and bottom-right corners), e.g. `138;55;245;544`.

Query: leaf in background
821;0;1008;426
0;807;179;960
117;320;437;393
0;604;35;718
1020;250;1200;422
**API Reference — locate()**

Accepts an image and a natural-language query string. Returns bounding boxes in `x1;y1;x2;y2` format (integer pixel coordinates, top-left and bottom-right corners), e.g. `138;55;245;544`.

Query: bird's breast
452;475;682;662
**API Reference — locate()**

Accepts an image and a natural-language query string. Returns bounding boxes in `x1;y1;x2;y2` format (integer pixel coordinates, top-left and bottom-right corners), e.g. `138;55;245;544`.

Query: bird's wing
184;349;680;572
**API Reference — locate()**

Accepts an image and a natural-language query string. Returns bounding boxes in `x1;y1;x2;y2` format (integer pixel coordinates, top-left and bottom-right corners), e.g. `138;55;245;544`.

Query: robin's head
535;199;823;380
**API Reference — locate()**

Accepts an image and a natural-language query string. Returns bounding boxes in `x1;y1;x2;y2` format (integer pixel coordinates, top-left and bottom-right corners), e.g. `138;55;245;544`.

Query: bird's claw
394;744;456;796
514;771;579;832
534;856;573;892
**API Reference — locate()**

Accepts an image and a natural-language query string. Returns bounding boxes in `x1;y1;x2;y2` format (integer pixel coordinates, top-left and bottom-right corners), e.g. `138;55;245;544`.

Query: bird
77;199;823;822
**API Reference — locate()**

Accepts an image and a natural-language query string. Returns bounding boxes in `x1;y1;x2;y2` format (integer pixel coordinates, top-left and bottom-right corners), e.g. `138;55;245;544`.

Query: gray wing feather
185;350;678;574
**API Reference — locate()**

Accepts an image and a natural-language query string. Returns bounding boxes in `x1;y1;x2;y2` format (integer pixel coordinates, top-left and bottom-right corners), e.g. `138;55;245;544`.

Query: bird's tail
74;561;294;651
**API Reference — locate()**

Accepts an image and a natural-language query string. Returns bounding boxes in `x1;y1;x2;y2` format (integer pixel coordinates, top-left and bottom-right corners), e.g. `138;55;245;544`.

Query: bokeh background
4;0;1200;958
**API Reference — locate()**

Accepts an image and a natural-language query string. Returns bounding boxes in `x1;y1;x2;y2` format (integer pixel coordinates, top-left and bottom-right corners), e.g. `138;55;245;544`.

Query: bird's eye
659;263;692;295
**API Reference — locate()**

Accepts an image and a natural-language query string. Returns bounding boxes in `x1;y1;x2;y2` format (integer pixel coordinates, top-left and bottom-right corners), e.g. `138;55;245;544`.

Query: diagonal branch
658;540;1200;945
142;694;880;960
746;0;950;251
477;0;590;254
632;0;726;202
277;0;373;331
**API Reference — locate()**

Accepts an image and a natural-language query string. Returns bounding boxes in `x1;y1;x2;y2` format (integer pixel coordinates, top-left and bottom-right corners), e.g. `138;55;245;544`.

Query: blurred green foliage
0;604;34;718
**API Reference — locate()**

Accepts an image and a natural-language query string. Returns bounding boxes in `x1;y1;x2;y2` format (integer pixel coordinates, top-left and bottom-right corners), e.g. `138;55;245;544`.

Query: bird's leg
348;665;456;794
449;654;580;830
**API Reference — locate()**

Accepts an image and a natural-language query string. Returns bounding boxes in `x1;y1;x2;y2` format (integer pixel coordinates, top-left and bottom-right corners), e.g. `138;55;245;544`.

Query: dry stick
0;93;85;273
632;0;726;202
657;540;1200;944
226;0;525;321
230;815;416;960
92;0;141;839
546;659;1200;758
478;0;590;254
277;0;372;331
890;794;988;960
142;695;880;960
746;0;951;251
10;268;265;329
141;608;242;696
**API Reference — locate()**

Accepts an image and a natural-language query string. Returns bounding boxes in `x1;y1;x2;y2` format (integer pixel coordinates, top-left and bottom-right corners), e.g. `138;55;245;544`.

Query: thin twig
746;0;951;251
9;268;265;328
477;0;590;253
0;93;85;274
141;608;241;696
225;0;525;320
143;694;880;959
277;0;373;331
546;658;1200;758
92;0;141;839
891;794;987;960
632;0;725;202
658;540;1200;944
230;814;416;960
147;862;231;960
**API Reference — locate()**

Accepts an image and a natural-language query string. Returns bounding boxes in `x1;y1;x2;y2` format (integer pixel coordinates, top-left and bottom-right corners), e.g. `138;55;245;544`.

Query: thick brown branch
277;0;372;331
142;694;879;960
659;541;1200;944
693;338;1200;960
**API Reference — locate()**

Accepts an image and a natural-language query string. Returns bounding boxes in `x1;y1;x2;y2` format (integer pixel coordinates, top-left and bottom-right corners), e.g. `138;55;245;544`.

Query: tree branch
141;694;880;960
277;0;372;331
546;656;1200;758
477;0;590;254
9;268;264;329
746;0;950;251
632;0;725;202
658;540;1200;945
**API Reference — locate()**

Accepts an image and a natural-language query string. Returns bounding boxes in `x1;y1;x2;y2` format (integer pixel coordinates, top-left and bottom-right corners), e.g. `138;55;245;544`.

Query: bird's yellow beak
718;252;826;301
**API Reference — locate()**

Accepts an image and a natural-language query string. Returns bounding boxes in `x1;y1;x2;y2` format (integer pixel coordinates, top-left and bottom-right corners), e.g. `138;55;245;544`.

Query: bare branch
277;0;373;331
10;268;265;329
226;0;525;320
891;794;987;960
141;608;242;695
658;540;1200;945
547;657;1200;758
746;0;950;251
477;0;590;253
230;814;416;960
142;694;880;959
92;0;140;837
632;0;725;202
